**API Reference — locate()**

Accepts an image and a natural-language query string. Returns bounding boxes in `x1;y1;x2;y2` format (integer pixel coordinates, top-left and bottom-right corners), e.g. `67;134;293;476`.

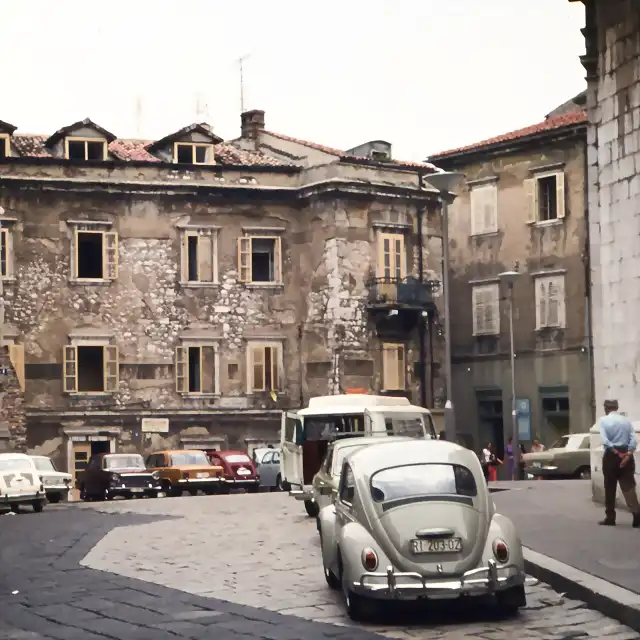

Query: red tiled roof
264;130;438;171
429;111;587;159
9;134;290;167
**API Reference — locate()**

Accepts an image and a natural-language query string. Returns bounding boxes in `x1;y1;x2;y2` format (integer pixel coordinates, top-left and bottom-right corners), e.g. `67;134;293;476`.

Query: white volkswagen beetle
318;439;527;621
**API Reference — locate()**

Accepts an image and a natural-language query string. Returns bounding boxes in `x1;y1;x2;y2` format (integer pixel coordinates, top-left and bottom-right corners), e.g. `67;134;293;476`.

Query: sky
0;0;586;163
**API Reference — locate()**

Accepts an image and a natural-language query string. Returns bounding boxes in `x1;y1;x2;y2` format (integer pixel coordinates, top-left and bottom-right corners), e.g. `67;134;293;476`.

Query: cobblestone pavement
69;492;639;640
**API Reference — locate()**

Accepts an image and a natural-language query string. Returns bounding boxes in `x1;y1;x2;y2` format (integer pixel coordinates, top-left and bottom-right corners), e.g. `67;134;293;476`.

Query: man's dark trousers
603;447;640;521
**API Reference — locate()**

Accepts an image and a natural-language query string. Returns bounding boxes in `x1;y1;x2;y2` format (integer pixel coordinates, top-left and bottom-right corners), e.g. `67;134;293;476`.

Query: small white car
30;455;72;503
318;439;527;621
0;453;47;513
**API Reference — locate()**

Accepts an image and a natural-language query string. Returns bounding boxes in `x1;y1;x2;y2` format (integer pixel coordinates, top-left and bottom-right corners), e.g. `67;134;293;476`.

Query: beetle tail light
493;539;509;563
361;548;378;571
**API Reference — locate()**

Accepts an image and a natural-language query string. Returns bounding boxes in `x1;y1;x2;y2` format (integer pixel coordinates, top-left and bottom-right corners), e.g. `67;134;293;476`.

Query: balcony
366;276;440;335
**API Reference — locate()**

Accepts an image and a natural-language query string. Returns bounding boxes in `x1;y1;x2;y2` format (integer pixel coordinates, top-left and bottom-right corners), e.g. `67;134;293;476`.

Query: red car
205;450;260;493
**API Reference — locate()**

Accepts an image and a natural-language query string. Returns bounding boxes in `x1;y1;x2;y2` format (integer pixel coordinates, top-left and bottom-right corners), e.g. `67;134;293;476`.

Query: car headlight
109;473;121;486
151;471;160;480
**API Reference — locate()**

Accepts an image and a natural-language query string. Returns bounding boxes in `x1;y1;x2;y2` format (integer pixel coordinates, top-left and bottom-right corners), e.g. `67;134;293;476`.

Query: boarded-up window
470;184;498;235
472;284;500;336
535;275;566;329
382;344;405;390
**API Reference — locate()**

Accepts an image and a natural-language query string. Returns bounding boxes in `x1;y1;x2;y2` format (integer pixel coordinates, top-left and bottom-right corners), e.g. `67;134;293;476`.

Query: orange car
145;449;223;497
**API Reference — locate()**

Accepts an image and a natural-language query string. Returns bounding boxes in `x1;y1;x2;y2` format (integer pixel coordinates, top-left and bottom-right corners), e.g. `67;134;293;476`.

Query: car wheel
576;466;591;480
304;500;320;518
496;584;526;615
340;558;374;622
47;493;61;504
324;565;340;590
10;504;19;514
32;500;44;513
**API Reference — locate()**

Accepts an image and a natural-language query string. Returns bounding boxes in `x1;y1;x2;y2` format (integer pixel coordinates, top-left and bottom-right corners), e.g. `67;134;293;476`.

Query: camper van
280;394;436;516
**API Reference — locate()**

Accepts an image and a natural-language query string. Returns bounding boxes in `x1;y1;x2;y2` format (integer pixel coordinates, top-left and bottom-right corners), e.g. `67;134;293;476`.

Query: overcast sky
1;0;586;162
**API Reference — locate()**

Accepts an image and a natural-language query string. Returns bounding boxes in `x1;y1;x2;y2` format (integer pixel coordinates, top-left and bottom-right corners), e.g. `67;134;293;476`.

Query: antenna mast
238;53;250;113
135;96;143;137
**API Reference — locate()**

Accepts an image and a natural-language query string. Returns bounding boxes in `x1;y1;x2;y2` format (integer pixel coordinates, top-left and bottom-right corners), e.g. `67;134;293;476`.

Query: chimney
241;110;265;142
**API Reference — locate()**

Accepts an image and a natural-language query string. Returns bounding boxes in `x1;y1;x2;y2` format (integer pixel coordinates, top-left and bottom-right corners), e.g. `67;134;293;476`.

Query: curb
524;546;640;632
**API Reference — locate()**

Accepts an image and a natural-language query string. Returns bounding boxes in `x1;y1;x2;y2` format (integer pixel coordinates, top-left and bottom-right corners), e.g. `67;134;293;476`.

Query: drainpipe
416;182;428;408
297;323;304;408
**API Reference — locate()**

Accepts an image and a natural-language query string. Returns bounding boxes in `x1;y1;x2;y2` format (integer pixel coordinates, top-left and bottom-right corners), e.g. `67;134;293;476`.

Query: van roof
298;394;431;417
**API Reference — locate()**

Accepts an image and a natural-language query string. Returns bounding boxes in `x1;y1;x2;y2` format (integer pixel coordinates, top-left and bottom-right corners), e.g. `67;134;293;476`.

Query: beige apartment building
428;96;593;455
0;111;444;483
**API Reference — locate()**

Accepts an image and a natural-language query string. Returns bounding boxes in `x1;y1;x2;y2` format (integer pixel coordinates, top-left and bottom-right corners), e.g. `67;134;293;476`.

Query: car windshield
551;435;585;450
105;455;145;470
0;457;32;472
170;452;210;466
224;454;251;464
370;463;478;503
381;413;432;438
32;457;56;472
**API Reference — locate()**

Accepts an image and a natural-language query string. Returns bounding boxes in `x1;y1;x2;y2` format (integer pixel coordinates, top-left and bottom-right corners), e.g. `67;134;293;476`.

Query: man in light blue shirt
599;399;640;527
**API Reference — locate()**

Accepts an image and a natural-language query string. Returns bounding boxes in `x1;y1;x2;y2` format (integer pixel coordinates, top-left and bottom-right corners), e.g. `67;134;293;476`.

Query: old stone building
428;100;593;454
0;111;445;483
569;0;640;418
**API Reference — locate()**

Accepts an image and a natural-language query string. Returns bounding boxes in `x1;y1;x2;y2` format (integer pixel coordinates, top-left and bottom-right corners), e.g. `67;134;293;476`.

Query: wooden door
71;442;92;500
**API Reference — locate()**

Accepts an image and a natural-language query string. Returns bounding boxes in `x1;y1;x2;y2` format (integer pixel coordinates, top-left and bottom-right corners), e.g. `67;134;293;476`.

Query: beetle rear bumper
352;560;525;600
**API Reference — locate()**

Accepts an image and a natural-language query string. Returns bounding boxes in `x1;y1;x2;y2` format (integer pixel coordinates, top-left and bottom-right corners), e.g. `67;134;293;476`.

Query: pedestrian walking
599;399;640;527
482;443;502;483
506;438;515;480
531;439;545;453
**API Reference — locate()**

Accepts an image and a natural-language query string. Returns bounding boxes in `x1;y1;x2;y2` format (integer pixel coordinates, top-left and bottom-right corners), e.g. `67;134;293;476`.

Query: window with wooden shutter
175;344;217;394
237;236;282;284
555;172;566;219
182;230;217;283
63;346;78;393
0;228;8;277
103;346;119;392
382;343;405;390
524;178;537;224
472;284;500;336
73;228;118;281
377;233;405;281
248;344;280;392
8;344;25;392
535;275;566;329
470;185;498;235
103;232;118;280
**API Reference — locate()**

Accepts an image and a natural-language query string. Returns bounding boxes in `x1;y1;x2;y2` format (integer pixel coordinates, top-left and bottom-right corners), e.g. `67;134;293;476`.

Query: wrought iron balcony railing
366;276;440;308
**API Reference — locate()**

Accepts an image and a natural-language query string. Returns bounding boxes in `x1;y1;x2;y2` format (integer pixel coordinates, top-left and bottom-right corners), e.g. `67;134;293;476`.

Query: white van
0;452;47;513
280;394;436;515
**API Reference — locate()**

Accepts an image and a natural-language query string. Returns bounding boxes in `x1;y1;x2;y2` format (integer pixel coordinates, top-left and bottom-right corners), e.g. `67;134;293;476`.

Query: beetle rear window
370;463;477;502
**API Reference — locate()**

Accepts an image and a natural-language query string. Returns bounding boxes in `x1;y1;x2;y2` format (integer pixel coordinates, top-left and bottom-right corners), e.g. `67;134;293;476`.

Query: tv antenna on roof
134;95;144;137
237;53;250;113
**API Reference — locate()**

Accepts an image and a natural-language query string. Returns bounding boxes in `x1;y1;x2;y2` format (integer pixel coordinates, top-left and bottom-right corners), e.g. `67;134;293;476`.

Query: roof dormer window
174;142;214;165
65;137;107;161
0;135;9;159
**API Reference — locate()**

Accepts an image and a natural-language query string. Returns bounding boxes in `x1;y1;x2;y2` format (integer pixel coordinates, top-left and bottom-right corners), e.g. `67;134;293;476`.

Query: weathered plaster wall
588;0;640;416
0;346;26;451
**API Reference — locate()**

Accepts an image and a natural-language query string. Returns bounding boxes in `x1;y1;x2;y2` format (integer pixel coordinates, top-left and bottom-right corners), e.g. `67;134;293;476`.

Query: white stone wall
589;1;640;416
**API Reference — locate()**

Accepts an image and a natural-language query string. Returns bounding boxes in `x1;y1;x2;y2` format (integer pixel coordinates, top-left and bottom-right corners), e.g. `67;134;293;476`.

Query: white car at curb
0;453;47;513
30;455;72;503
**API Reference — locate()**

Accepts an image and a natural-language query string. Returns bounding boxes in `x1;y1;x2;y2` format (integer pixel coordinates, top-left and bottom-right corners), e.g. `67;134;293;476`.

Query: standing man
599;399;640;527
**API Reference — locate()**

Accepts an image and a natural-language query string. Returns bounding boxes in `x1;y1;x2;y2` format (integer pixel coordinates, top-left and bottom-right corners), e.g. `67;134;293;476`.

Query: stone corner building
0;111;445;482
569;0;640;417
428;96;593;453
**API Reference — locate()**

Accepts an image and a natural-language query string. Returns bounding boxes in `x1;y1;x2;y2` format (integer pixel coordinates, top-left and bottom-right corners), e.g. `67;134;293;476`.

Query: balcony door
377;233;405;302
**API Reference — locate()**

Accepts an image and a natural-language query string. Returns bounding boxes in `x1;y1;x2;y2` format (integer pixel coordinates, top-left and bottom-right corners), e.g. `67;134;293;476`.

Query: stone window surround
468;176;499;238
239;225;285;290
245;337;285;396
525;163;567;228
176;336;222;397
66;219;118;286
176;223;220;288
0;216;17;280
65;328;118;396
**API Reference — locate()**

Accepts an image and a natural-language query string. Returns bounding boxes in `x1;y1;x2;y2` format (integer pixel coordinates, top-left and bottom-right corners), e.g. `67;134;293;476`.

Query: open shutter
557;277;566;328
484;285;500;335
536;281;547;329
104;232;118;280
472;288;485;335
72;228;80;279
396;345;405;390
273;236;282;283
555;172;566;219
201;345;215;393
382;346;394;390
0;228;7;277
198;234;214;282
484;186;498;233
268;345;280;392
8;344;25;392
180;232;188;281
237;236;251;282
524;179;537;224
251;346;265;392
175;346;187;393
394;235;406;279
377;234;387;278
470;190;479;235
103;345;119;392
63;346;77;393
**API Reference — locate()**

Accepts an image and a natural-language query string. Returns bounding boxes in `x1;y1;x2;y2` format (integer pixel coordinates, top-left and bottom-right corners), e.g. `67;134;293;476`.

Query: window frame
469;183;498;236
247;341;283;394
64;137;108;161
471;283;500;336
179;227;219;285
376;232;406;281
339;462;356;506
173;142;215;165
525;171;566;225
381;342;405;391
534;274;566;330
0;134;10;159
0;220;15;279
237;234;283;285
62;342;119;395
175;341;220;396
71;226;119;283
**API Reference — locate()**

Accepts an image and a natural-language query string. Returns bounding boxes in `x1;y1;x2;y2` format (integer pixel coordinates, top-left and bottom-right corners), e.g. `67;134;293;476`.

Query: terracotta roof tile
429;111;587;159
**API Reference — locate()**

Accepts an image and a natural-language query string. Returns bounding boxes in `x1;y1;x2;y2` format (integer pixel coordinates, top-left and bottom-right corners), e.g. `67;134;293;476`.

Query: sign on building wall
141;418;169;433
516;398;531;442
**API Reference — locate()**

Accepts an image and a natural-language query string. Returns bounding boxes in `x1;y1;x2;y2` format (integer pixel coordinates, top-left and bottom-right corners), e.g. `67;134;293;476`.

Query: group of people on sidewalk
479;438;545;482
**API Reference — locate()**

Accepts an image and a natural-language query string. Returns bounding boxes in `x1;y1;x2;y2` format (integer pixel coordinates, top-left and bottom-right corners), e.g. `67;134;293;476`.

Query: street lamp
421;171;465;442
498;270;520;480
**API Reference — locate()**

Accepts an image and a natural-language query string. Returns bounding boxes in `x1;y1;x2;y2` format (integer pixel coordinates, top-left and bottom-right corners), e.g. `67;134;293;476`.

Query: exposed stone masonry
0;346;26;451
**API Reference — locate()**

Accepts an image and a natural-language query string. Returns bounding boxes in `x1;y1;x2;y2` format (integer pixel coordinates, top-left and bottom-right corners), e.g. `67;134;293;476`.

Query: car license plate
196;473;208;479
131;488;144;493
237;468;251;476
532;462;542;468
411;538;462;554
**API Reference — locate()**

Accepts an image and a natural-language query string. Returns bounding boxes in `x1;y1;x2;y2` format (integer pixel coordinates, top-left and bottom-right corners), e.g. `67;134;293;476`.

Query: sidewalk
493;480;640;631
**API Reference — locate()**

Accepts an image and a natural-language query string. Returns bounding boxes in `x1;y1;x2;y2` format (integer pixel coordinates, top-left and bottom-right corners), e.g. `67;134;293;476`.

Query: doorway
69;439;113;499
476;389;505;464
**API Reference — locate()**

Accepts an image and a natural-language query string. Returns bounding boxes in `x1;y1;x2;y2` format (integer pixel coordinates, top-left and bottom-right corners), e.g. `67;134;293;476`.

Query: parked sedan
254;448;282;491
523;433;591;479
80;453;162;501
318;439;526;621
30;455;72;503
146;450;224;496
208;450;260;493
